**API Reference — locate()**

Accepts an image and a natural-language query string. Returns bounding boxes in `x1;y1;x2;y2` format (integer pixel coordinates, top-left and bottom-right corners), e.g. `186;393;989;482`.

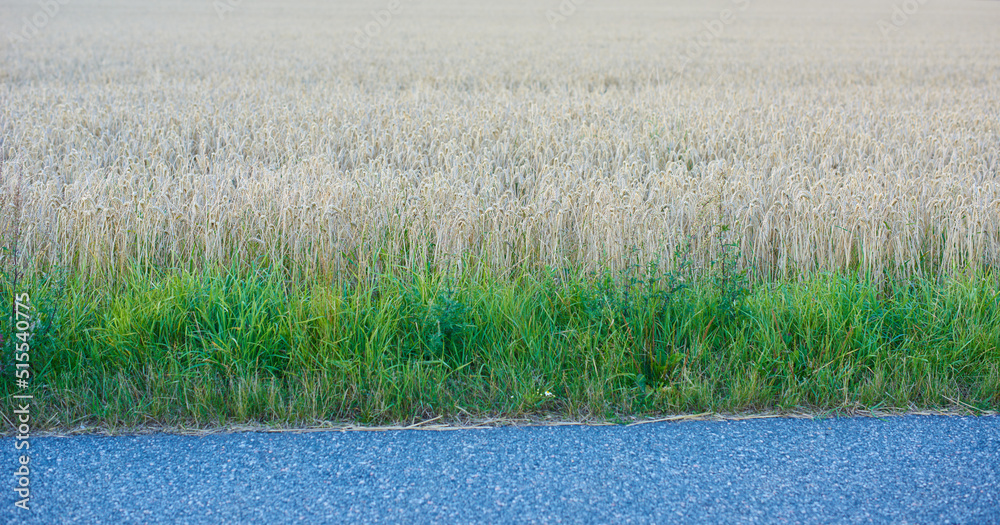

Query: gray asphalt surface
2;415;998;524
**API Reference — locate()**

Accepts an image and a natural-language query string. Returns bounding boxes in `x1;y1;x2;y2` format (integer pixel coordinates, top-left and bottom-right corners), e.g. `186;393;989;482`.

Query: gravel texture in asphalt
2;415;998;524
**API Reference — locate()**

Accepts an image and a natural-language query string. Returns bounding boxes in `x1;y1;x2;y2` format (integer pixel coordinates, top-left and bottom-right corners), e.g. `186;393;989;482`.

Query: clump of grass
3;260;997;431
3;2;1000;430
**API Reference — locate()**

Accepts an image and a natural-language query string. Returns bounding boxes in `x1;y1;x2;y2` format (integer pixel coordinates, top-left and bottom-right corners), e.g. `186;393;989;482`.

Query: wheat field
2;0;999;283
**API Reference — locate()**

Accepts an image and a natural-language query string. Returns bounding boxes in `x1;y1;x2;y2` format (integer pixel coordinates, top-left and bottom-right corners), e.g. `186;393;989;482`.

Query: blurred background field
2;0;998;282
1;0;998;429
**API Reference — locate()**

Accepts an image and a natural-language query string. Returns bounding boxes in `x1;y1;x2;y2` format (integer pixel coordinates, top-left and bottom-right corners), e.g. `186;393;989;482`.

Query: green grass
2;259;998;432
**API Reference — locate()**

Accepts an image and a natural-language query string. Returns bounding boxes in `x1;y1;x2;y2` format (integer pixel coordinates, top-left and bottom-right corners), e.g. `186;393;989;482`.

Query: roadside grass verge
2;262;998;432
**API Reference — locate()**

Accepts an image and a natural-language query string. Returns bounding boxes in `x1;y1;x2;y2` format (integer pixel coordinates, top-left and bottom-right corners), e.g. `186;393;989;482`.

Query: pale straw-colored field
2;0;998;282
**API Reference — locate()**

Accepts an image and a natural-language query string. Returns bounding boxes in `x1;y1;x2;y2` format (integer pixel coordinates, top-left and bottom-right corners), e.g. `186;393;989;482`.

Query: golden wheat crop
1;0;998;282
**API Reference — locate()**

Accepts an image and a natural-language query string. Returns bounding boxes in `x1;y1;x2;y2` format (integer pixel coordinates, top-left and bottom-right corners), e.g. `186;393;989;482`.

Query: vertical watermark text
11;293;33;511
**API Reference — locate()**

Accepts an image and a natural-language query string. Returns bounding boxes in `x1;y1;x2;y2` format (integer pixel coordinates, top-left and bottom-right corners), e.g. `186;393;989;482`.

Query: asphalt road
2;415;998;524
